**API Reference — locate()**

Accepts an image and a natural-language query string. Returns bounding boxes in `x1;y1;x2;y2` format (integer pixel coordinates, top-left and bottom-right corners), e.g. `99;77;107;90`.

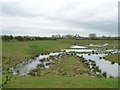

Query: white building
89;33;97;39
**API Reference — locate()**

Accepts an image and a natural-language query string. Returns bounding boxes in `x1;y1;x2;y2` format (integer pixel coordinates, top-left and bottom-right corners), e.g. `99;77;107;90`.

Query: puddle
77;54;119;77
61;49;97;53
70;45;87;49
9;52;62;76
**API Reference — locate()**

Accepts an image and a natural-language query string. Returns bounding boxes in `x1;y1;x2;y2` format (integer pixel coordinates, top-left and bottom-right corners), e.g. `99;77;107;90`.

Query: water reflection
70;45;87;49
9;52;63;76
77;54;119;77
61;49;97;53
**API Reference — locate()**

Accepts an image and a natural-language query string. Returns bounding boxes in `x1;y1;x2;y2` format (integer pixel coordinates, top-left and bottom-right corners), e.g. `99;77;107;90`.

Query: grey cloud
2;2;26;16
42;1;118;35
1;2;44;17
66;19;117;34
1;0;118;36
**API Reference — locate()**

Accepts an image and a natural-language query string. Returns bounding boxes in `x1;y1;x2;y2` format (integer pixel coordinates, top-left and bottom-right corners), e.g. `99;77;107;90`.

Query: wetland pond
9;45;120;78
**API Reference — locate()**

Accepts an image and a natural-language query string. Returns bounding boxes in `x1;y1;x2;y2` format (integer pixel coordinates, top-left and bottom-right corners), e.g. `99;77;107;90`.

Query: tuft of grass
104;53;119;63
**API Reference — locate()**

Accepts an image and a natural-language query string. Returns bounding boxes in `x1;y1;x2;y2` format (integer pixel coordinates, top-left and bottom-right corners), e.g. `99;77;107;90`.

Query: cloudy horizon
0;0;119;37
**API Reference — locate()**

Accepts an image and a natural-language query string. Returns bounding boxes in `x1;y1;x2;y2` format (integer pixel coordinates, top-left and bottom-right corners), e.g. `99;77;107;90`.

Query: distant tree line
52;34;119;40
95;36;120;40
2;35;56;41
1;35;119;41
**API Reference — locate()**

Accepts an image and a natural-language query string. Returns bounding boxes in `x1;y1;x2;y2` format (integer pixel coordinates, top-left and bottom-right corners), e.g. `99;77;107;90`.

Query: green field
2;39;119;88
2;74;118;88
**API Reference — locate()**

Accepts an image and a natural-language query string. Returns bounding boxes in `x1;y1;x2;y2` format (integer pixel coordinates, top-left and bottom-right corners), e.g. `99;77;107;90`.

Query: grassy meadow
2;39;119;88
2;74;118;88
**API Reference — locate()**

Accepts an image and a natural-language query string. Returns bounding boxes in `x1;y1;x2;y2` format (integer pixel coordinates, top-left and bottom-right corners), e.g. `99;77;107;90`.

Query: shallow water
10;52;62;76
77;54;119;77
70;45;87;49
61;49;97;53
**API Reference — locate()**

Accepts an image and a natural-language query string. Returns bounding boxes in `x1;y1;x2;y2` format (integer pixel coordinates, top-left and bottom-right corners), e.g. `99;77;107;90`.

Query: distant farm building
89;33;97;39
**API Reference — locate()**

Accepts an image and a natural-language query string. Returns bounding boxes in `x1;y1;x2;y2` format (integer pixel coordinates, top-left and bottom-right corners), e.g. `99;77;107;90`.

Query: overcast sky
0;0;119;37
